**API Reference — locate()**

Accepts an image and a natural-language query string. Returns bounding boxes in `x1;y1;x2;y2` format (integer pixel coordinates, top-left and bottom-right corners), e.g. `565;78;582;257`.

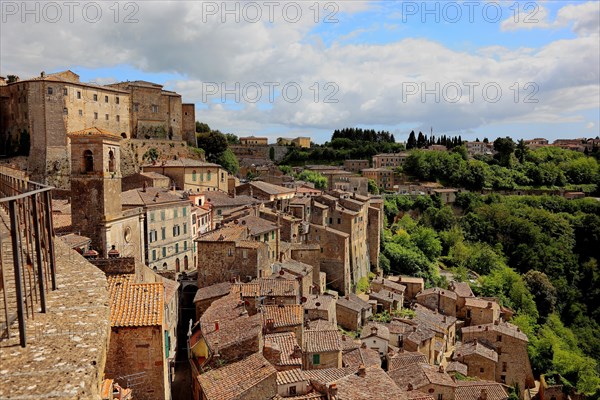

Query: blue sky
2;1;598;143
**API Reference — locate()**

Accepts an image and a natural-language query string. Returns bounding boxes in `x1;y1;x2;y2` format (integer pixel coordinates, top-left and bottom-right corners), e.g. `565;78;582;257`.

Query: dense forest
281;128;469;166
380;193;600;396
403;139;600;195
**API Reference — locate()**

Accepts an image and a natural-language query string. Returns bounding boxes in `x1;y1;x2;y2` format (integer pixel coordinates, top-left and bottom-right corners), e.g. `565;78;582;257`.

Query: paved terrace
0;221;111;399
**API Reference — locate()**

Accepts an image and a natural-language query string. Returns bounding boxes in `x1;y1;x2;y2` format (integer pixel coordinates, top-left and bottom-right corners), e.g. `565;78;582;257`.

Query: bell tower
69;127;123;254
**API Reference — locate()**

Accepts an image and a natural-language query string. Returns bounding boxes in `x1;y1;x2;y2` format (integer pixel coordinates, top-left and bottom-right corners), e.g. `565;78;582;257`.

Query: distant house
336;293;373;331
360;323;390;356
302;330;342;370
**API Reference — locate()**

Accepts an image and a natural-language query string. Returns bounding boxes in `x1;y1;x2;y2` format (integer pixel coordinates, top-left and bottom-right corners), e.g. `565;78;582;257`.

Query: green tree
269;146;275;161
524;270;557;319
297;170;327;189
225;133;240;144
196;131;228;161
368;179;380;195
493;137;516;167
195;121;210;133
216;148;239;175
407;131;417;149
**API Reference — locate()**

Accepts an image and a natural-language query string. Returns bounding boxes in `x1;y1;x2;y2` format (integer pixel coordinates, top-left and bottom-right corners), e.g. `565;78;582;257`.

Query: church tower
69;127;123;255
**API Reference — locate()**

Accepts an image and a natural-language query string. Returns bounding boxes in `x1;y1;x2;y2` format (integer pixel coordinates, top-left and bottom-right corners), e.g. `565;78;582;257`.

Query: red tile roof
197;353;276;400
263;304;303;328
303;330;341;353
108;275;163;327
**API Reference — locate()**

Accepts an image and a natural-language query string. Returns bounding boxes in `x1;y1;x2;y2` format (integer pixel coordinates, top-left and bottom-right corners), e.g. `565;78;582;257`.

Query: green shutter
165;331;170;358
313;354;320;365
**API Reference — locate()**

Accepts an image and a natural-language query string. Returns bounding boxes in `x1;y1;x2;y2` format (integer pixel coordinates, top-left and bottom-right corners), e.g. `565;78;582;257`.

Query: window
150;212;155;222
221;172;224;182
133;103;139;112
192;170;197;181
161;227;166;240
108;150;116;172
438;395;443;400
312;354;320;365
328;217;333;225
500;375;506;384
175;243;179;253
149;230;157;242
162;247;166;257
227;248;234;257
289;386;297;396
200;172;204;182
105;114;109;120
93;94;98;101
264;233;268;242
173;225;180;237
77;91;81;99
63;108;68;115
47;87;53;95
480;368;484;373
207;171;212;180
78;109;83;116
116;115;120;122
183;207;187;217
161;210;165;221
83;150;94;173
183;223;187;234
151;104;158;113
242;249;248;259
104;95;108;103
337;218;341;224
497;335;502;342
94;112;98;120
271;231;275;240
63;88;68;95
152;249;156;261
502;362;507;372
174;208;178;218
183;241;187;251
116;96;120;104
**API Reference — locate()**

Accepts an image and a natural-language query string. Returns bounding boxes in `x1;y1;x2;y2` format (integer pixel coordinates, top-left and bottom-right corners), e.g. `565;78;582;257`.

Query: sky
1;0;599;144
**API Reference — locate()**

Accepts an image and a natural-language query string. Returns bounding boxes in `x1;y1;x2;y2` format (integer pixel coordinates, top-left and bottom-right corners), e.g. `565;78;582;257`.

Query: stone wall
90;257;136;275
120;138;203;177
104;325;168;400
307;224;350;294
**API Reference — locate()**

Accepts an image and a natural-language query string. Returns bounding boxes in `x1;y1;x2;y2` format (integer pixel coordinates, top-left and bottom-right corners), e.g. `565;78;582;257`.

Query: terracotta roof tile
454;381;509;400
303;294;335;310
407;390;435;400
238;278;299;298
247;181;296;195
342;347;381;370
194;282;232;303
336;293;371;313
462;322;528;342
303;330;341;353
239;215;278;236
263;304;303;328
387;363;455;390
335;366;408;400
306;319;338;332
68;126;120;137
449;281;474;298
276;369;307;385
264;332;302;367
197;353;276;400
108;275;163;327
371;277;406;293
416;287;458;300
387;351;428;371
143;158;221;168
446;361;468;376
360;323;390;340
454;340;498;362
303;368;354;385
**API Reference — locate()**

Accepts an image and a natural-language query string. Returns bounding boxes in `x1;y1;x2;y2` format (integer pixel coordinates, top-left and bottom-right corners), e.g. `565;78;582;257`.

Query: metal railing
0;168;57;347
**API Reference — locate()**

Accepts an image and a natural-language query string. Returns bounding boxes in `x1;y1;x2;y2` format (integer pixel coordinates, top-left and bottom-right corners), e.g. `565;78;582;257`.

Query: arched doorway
175;258;180;272
83;150;94;173
162;262;168;270
108;150;116;172
184;255;189;270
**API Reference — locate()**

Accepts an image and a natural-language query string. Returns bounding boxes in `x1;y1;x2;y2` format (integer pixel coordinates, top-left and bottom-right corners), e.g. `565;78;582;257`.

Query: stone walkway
0;229;111;399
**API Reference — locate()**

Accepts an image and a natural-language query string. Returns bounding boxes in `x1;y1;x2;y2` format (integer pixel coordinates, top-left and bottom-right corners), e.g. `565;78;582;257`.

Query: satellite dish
315;302;321;307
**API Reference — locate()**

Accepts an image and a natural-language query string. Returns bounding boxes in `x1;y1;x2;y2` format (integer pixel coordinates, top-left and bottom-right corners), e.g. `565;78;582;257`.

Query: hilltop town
1;72;599;400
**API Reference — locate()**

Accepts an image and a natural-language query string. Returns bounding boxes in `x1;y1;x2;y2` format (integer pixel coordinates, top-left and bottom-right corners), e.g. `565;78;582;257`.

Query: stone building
372;152;409;169
182;103;196;146
370;289;403;313
388;363;456;400
302;329;342;370
238;278;300;314
336;293;373;332
416;287;458;317
462;321;535;393
142;158;229;193
121;186;194;272
196;225;270;288
463;298;501;326
449;281;475;319
360;323;390;356
235;180;296;206
193;282;232;320
121;171;170;191
69;128;145;262
396;276;425;303
1;71;194;186
1;71;130;185
371;277;406;298
196;353;277;400
274;259;315;299
303;294;337;325
104;276;170;400
453;339;498;381
343;159;370;173
362;168;394;191
106;80;183;141
276;369;310;397
240;136;269;145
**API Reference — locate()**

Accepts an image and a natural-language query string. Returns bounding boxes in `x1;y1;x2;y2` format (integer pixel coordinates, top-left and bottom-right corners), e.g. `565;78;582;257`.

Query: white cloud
501;1;600;36
0;1;598;141
586;122;595;130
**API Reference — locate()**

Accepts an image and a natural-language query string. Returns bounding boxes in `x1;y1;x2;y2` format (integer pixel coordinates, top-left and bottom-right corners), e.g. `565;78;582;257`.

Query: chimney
142;181;147;192
439;365;445;373
357;364;366;377
266;318;275;331
473;338;478;345
291;344;302;359
478;389;488;400
371;326;378;335
40;71;45;78
328;383;338;397
487;302;493;308
494;320;500;325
